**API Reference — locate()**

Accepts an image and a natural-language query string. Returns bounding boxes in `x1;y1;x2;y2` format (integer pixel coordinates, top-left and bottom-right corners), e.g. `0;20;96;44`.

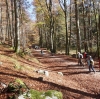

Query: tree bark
14;0;20;52
74;0;81;52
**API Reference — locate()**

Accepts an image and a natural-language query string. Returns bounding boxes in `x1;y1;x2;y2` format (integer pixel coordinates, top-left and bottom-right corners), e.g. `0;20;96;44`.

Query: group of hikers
34;45;98;73
77;52;96;73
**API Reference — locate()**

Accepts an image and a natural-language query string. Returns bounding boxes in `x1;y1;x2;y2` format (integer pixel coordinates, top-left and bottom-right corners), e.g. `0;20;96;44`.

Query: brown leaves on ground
0;45;100;99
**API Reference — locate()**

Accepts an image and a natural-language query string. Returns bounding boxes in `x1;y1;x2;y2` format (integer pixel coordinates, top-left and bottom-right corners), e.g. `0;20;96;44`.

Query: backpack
90;60;94;65
80;54;83;58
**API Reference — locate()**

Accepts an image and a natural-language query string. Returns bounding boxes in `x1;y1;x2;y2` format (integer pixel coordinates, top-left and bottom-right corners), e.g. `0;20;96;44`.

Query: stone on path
57;72;63;76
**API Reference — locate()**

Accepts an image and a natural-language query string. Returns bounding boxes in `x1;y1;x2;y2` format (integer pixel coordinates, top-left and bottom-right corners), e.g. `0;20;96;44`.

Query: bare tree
58;0;69;55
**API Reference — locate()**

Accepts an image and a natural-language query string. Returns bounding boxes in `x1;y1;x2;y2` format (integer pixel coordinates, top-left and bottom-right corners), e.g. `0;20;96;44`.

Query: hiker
35;45;38;49
41;49;43;55
77;52;84;66
83;52;88;59
83;52;88;65
35;45;40;49
89;56;95;73
86;55;90;67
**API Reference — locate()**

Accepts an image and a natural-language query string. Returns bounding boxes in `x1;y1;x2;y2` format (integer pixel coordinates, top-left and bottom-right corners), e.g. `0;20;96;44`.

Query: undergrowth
2;79;63;99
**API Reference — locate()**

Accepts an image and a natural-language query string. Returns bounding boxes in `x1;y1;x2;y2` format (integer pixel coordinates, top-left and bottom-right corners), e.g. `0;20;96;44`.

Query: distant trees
0;0;33;52
33;0;100;57
0;0;100;57
34;0;63;53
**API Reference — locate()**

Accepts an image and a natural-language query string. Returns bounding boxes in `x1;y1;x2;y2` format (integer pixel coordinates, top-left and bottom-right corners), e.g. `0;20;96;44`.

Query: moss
44;90;63;99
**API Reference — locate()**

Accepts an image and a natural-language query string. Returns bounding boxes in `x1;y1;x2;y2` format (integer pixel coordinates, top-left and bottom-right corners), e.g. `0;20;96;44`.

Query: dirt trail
33;49;100;99
0;45;100;99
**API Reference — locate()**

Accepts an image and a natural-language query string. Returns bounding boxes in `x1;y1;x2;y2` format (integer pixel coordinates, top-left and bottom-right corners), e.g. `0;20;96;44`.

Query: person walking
86;55;90;67
41;49;43;55
83;52;87;59
77;52;84;66
83;52;88;65
89;56;95;73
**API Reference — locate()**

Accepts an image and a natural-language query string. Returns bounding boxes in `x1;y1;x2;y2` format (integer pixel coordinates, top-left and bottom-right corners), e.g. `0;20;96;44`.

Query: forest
0;0;99;56
33;0;100;57
0;0;100;99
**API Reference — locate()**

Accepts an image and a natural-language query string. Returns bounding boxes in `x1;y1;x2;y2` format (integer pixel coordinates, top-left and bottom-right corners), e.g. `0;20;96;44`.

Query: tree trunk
0;6;2;43
64;0;69;55
14;0;20;52
82;0;87;52
69;0;72;54
98;4;100;58
39;27;43;48
74;0;81;52
11;0;15;48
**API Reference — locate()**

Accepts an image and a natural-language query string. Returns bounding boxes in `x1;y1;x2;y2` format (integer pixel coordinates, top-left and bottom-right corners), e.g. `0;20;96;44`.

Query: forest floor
0;44;100;99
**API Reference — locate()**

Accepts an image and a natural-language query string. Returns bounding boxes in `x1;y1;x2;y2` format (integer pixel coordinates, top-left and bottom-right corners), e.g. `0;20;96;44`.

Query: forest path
32;48;100;99
33;49;99;75
0;45;100;99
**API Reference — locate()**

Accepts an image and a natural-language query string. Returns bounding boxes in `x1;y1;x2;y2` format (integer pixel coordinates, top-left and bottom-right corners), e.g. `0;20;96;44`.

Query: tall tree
74;0;81;52
14;0;20;52
58;0;69;55
0;2;3;43
82;0;87;52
